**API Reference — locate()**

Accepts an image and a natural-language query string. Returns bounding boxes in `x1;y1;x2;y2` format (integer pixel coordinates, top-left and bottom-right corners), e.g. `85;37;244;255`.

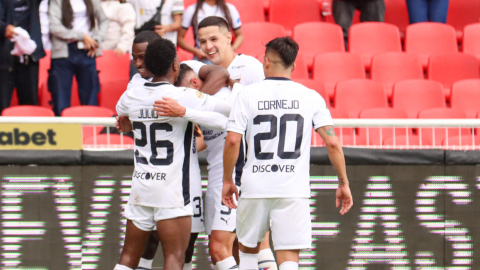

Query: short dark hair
198;16;230;31
144;38;177;77
265;37;299;68
133;31;161;44
174;64;195;87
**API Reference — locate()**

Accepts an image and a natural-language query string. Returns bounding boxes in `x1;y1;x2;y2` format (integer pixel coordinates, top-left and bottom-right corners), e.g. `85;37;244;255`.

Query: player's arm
222;131;241;209
197;65;230;96
316;125;353;215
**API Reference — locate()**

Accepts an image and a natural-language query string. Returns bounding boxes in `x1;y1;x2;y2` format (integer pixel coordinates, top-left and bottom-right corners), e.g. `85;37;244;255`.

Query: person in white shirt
222;37;353;270
128;0;184;45
114;37;233;270
178;0;243;63
100;0;136;55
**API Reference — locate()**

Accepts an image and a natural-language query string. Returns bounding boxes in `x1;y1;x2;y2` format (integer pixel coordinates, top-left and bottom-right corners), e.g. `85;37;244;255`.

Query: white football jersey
227;78;334;198
227;54;265;86
117;81;225;208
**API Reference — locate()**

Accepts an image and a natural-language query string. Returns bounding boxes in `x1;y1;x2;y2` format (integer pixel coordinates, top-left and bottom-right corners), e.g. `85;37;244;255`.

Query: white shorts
205;185;238;235
125;203;193;232
190;170;205;233
236;198;312;250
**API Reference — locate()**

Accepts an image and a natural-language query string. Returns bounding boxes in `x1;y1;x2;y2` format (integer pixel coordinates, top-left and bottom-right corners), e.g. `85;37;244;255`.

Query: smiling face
198;25;232;66
132;42;153;78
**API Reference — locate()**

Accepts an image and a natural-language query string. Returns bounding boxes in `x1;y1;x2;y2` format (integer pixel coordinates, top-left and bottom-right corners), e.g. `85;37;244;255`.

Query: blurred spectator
333;0;385;49
39;0;51;50
178;0;244;63
101;0;135;56
48;0;108;116
128;0;184;45
0;0;46;113
406;0;449;24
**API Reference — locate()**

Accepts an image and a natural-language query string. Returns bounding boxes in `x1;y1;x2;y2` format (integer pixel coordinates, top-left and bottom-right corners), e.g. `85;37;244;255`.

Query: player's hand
116;116;133;133
154;24;171;37
336;184;353;215
222;180;239;209
194;49;207;61
153;97;186;117
5;25;16;39
194;124;202;137
227;78;238;89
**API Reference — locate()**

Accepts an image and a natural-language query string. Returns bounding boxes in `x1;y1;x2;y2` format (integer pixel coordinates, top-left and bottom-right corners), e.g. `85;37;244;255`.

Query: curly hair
144;38;177;77
133;31;161;44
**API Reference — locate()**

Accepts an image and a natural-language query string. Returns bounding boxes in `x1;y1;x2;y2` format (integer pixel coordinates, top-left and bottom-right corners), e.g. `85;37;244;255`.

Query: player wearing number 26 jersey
222;37;353;270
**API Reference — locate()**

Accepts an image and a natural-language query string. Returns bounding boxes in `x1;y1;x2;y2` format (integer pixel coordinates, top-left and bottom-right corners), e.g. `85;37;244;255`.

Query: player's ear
172;59;179;72
191;77;201;89
227;31;232;45
292;62;296;72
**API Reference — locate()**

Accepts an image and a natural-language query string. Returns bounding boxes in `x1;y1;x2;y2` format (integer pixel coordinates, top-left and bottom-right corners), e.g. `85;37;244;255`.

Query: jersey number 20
133;122;174;166
253;114;304;160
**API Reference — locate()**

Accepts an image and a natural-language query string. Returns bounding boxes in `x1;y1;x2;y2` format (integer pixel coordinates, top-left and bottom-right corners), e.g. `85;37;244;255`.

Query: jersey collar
144;82;170;87
265;77;291;81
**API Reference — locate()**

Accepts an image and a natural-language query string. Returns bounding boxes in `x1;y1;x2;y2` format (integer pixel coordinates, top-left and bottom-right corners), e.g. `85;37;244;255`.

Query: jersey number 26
133;122;174;166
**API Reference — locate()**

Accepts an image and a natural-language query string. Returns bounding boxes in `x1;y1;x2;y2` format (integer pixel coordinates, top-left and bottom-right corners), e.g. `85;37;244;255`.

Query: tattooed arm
316;125;353;215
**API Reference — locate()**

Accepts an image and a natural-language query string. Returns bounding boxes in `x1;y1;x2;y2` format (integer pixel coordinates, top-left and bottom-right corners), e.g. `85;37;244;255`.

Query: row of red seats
182;0;479;41
238;22;480;70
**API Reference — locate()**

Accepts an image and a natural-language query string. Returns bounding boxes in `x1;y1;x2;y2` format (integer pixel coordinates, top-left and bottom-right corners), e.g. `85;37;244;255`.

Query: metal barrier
1;117;479;150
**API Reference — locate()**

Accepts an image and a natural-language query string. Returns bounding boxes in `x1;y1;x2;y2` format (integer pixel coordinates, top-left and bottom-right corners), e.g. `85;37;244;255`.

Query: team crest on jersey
196;91;205;98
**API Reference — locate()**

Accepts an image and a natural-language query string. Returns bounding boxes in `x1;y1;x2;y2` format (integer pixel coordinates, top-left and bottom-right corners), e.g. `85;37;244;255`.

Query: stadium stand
428;53;480;99
183;0;196;8
348;22;402;70
384;0;409;38
357;108;410;146
227;0;265;23
443;135;480;147
405;22;458;68
96;50;131;83
62;106;115;140
292;22;345;69
383;135;421;147
2;105;55;117
463;23;480;65
237;22;286;57
418;108;470;146
99;78;130;113
334;79;388;118
450;79;480;118
392;80;446;118
268;0;321;35
294;79;329;106
290;53;309;80
38;50;51;87
446;0;480;41
371;52;424;99
83;134;134;146
313;52;365;100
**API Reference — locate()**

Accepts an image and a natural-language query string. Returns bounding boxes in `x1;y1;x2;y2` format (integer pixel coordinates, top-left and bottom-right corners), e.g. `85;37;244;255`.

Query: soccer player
196;16;277;270
222;37;353;270
114;38;232;270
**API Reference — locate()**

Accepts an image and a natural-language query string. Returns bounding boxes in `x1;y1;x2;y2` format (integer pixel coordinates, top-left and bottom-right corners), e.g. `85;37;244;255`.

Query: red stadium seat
328;108;354;138
38;50;51;87
357;108;410;146
446;0;480;41
405;23;458;68
335;79;388;118
178;48;193;62
293;22;345;69
392;80;446;118
291;53;309;80
463;23;480;65
99;78;130;113
237;22;286;57
348;22;402;70
450;79;480;118
418;108;470;146
227;0;265;23
428;53;480;99
62;105;115;139
2;105;55;117
313;52;365;100
384;0;409;38
183;0;196;8
83;134;134;147
383;135;420;147
268;0;321;35
294;79;329;106
371;53;424;99
96;50;130;82
443;135;480;148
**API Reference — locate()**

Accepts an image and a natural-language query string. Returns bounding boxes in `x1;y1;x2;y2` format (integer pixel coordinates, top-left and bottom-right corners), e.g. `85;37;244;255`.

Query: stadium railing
1;117;480;150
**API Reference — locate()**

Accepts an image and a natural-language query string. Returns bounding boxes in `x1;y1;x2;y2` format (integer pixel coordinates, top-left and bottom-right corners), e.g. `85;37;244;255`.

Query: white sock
239;251;258;270
279;261;298;270
114;264;133;270
183;262;193;270
136;258;153;270
216;256;238;270
258;249;277;270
